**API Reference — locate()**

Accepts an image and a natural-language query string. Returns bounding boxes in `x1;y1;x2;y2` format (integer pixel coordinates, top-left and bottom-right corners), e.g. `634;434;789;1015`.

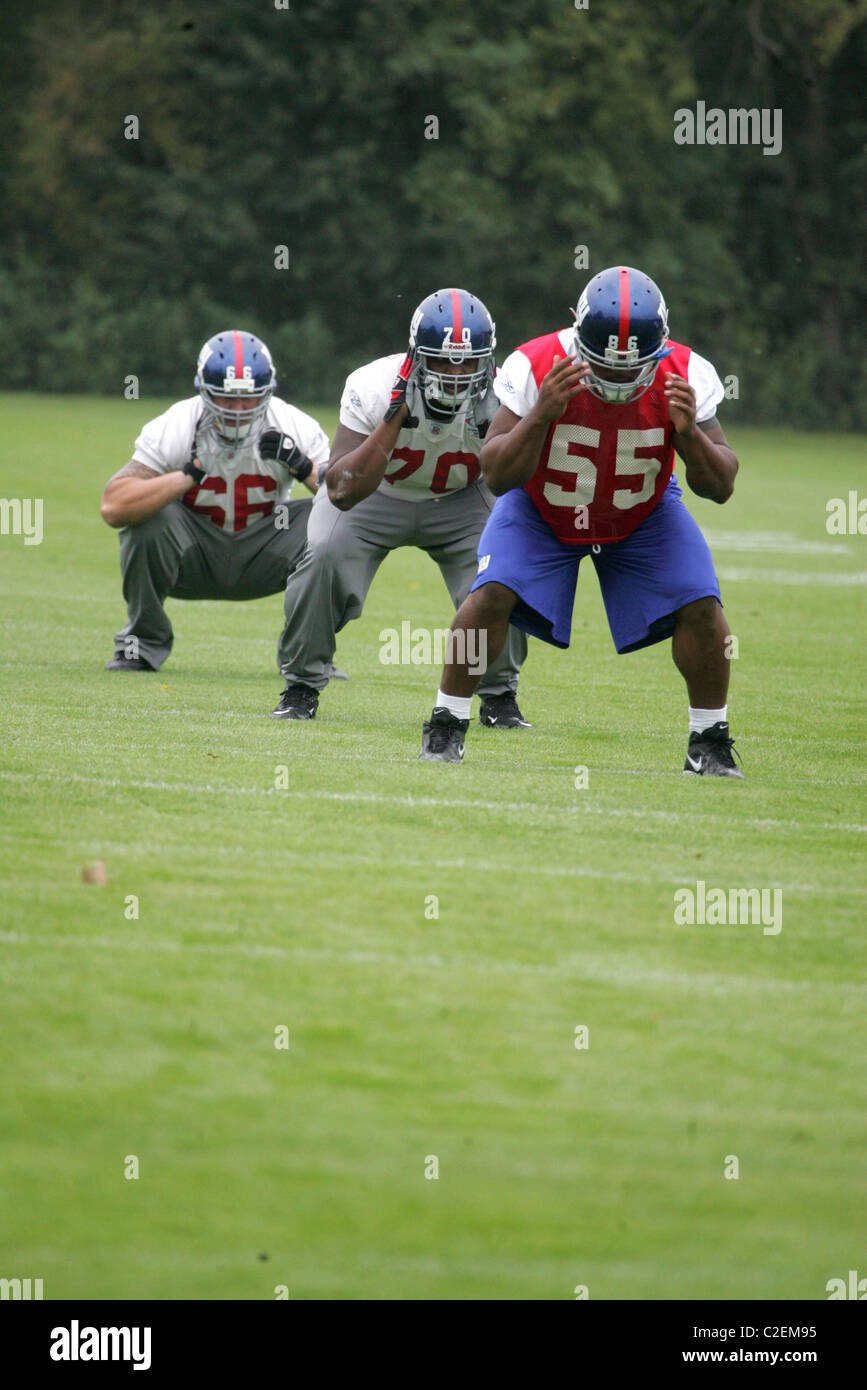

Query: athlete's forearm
480;409;551;495
677;428;739;503
326;413;406;511
100;471;193;528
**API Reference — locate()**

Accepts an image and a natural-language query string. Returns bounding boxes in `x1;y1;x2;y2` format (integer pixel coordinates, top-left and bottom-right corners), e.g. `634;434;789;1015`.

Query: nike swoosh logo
686;754;703;772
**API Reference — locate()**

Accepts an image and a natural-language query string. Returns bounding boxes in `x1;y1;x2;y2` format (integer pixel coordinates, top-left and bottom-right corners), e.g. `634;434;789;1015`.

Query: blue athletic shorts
469;477;721;653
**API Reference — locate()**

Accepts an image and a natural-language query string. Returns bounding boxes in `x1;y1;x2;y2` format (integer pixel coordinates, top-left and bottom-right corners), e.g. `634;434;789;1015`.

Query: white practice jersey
132;396;330;533
339;354;495;500
494;328;725;423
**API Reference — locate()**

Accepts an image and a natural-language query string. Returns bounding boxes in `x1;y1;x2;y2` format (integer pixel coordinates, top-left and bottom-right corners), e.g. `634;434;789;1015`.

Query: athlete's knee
676;595;726;632
462;581;517;626
284;542;355;619
118;511;184;570
305;513;357;570
290;528;334;585
120;510;173;548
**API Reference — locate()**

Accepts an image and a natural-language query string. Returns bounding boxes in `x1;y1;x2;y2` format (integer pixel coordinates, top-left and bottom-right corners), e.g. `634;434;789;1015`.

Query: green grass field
1;394;864;1300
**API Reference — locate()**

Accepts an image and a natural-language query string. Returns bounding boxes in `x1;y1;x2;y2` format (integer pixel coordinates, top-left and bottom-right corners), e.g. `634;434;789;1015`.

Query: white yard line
1;768;864;838
717;566;867;586
0;929;862;996
703;529;852;556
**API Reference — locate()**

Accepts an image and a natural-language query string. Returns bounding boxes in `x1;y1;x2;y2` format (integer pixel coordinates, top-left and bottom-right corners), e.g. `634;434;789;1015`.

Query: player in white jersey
272;289;529;723
100;330;334;674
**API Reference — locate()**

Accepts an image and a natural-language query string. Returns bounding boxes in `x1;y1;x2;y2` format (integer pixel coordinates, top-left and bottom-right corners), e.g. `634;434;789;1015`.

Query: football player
101;330;334;674
419;266;744;777
271;289;529;724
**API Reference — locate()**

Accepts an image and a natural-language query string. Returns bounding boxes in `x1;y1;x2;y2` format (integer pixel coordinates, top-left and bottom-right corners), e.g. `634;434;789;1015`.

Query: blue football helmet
409;288;496;415
572;267;673;404
194;330;275;442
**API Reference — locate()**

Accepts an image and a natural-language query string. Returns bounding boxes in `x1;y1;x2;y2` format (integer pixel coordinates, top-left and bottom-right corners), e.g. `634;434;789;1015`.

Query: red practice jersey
494;328;725;544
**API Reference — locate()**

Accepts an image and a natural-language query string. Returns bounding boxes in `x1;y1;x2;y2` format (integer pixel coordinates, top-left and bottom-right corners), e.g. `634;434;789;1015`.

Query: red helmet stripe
617;266;630;350
232;330;244;381
449;288;463;344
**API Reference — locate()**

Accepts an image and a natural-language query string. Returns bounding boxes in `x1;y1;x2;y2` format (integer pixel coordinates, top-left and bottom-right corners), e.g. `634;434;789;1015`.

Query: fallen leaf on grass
82;860;109;885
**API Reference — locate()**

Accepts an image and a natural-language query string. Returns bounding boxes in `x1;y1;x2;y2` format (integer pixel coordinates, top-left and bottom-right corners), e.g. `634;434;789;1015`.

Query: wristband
290;455;313;483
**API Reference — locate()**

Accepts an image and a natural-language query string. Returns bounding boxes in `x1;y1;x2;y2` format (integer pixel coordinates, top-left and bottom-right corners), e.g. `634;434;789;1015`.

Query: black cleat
419;707;469;762
271;682;319;720
105;652;155;671
683;721;744;778
479;691;532;728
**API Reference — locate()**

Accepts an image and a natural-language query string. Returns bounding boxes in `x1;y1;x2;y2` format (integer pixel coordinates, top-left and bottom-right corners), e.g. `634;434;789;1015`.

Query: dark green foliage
1;0;864;423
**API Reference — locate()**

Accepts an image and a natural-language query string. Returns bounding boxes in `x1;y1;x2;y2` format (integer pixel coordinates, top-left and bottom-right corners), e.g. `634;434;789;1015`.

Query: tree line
0;0;864;426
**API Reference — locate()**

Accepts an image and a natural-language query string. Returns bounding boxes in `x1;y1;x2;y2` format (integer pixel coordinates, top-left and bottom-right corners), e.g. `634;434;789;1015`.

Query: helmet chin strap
423;398;461;421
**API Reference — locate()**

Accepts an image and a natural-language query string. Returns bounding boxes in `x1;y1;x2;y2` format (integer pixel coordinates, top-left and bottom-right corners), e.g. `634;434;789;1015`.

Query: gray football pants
277;480;527;695
113;498;312;670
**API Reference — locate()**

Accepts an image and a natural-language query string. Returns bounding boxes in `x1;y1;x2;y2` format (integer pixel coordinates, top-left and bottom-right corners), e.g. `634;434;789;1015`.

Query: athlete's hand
259;429;314;482
182;428;206;486
383;352;418;426
533;354;590;423
473;381;498;440
664;373;697;437
182;457;206;486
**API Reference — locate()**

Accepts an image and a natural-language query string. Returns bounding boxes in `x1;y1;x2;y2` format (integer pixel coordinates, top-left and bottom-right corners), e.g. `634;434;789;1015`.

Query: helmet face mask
195;331;275;443
571;334;660;405
416;350;492;415
205;387;271;444
409;289;496;418
572;266;673;406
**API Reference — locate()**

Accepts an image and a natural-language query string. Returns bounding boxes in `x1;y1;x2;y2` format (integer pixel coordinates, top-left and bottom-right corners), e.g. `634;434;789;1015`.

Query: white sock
435;689;472;720
689;705;727;734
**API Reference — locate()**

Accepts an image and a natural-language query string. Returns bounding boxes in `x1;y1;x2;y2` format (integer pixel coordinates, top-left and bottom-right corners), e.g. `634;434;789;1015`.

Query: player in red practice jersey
419;266;744;776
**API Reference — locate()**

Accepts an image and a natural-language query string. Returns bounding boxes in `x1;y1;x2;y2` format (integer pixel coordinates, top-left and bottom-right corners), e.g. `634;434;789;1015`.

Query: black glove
183;417;206;484
384;352;418;427
183;458;206;485
473;372;498;439
258;429;314;483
